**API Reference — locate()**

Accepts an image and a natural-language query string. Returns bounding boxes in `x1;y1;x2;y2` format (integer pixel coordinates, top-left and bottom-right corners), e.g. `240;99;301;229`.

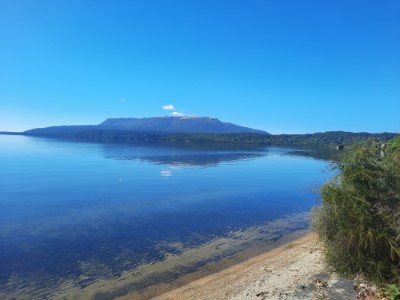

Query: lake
0;135;330;299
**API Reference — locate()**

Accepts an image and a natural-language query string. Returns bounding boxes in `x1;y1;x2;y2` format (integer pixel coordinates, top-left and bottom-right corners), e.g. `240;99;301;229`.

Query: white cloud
160;170;172;177
162;104;175;110
171;111;185;117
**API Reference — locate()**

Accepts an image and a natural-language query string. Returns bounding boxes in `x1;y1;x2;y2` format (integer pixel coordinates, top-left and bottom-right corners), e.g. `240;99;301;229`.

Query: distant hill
24;125;96;136
24;116;267;135
69;130;398;148
99;117;266;134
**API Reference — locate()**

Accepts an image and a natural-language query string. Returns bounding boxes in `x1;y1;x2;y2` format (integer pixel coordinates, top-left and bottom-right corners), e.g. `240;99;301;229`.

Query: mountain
23;116;267;135
98;117;266;134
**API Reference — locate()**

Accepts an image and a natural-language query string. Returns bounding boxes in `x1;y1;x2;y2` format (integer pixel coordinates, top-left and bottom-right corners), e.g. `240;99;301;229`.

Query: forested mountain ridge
22;128;398;148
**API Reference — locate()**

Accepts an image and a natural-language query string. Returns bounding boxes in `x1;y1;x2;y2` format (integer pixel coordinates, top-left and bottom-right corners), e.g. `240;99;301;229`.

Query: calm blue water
0;135;329;299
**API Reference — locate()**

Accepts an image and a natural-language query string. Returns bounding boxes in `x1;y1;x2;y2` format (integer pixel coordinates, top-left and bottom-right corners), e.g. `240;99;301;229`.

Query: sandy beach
151;234;355;300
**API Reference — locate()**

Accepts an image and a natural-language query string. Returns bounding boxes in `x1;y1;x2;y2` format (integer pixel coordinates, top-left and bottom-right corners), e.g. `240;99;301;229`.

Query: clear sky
0;0;399;133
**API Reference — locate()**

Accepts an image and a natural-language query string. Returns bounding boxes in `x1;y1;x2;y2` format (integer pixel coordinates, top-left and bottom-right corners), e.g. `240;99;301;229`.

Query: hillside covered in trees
21;129;399;148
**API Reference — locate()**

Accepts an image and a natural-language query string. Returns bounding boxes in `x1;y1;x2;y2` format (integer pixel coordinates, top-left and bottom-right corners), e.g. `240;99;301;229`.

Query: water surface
0;135;330;299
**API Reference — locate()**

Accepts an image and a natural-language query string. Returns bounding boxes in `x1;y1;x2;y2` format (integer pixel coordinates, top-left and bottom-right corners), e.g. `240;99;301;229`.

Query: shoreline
152;233;323;300
149;233;355;300
117;229;312;300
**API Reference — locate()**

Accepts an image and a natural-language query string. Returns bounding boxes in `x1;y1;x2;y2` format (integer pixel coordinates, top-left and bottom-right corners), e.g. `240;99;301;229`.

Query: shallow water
0;135;330;299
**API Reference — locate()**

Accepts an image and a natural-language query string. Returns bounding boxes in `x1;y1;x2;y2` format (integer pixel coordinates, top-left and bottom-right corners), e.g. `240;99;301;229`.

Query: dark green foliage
383;284;400;300
388;138;400;153
22;128;399;149
313;137;400;283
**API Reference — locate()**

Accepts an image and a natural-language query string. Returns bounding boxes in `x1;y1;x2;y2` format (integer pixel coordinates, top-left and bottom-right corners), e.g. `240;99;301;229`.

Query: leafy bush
313;137;400;283
383;284;400;300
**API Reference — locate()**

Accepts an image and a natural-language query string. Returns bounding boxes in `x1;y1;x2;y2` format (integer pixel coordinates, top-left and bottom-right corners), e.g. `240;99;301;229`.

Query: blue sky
0;0;399;133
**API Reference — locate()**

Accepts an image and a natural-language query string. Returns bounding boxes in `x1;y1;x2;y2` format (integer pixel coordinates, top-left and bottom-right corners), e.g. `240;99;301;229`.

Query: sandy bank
151;234;355;300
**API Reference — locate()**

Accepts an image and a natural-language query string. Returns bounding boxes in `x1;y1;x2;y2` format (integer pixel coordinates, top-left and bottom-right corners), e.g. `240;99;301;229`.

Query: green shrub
313;137;400;283
383;284;400;300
